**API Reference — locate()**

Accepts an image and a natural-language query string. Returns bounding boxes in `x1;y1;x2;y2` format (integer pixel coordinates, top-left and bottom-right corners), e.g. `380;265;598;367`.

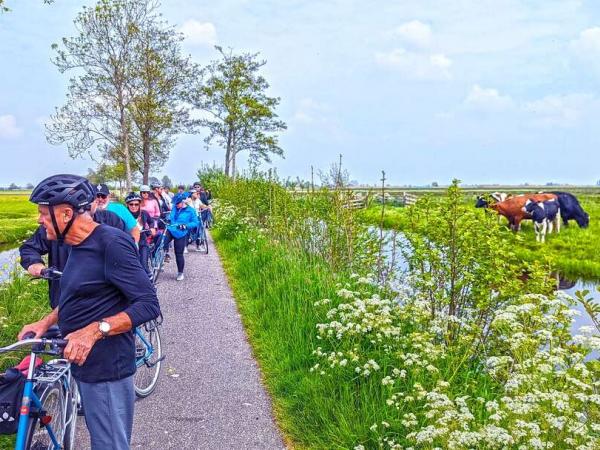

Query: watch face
99;321;110;333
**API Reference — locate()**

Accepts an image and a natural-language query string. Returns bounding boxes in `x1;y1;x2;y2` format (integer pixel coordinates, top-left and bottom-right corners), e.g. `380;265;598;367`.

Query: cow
523;199;561;243
489;193;557;231
475;192;511;209
549;192;589;228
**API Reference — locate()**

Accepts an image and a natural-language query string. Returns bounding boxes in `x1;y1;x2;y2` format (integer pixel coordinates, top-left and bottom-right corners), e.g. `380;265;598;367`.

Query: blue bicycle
147;222;169;284
188;214;209;254
0;334;78;450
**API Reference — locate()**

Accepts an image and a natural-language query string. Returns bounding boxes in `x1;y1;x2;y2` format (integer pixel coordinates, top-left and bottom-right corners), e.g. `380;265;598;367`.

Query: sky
1;0;600;187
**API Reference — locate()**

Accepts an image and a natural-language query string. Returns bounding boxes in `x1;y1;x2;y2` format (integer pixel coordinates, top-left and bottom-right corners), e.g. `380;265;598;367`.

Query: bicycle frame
135;326;155;368
2;339;69;450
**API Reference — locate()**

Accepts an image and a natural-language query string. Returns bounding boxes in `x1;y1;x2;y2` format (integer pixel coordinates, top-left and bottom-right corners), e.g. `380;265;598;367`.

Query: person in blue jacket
163;193;198;281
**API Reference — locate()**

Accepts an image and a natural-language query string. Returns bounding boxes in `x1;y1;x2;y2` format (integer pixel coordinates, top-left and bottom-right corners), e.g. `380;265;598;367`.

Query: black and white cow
523;199;560;243
550;192;590;228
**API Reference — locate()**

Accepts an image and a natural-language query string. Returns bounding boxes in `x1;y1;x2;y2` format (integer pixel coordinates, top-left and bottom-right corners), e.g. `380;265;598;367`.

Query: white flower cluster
311;279;600;449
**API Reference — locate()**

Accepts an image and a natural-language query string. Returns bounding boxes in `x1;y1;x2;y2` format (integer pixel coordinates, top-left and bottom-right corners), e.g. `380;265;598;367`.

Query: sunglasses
96;194;108;199
141;192;149;194
128;202;140;207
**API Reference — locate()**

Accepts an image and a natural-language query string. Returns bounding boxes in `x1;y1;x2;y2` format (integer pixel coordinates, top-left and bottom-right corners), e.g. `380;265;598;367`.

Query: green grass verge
360;195;600;281
213;230;391;449
0;266;51;448
0;194;38;245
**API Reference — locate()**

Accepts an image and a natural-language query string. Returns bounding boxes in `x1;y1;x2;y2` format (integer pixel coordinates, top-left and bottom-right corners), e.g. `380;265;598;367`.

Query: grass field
0;193;38;246
361;194;600;281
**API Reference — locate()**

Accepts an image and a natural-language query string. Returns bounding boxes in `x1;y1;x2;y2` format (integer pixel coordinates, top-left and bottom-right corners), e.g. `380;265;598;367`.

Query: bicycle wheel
25;382;65;450
62;372;79;450
152;246;165;284
198;227;209;254
134;321;163;398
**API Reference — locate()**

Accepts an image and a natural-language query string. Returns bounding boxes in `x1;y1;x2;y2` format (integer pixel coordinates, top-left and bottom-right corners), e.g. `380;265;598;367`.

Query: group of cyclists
4;174;213;450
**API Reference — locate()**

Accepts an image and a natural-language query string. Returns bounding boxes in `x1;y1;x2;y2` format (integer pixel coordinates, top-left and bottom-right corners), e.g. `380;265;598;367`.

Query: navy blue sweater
19;210;127;308
58;224;160;383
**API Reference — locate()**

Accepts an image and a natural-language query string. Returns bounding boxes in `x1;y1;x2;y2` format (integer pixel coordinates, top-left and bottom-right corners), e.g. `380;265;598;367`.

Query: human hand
27;263;46;277
64;323;102;366
18;319;50;340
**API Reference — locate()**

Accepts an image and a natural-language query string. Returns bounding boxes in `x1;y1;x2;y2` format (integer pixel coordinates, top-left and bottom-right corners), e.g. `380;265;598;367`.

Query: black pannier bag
0;368;25;435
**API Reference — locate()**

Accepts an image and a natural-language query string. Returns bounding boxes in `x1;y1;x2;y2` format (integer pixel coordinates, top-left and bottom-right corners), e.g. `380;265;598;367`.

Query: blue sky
1;0;600;186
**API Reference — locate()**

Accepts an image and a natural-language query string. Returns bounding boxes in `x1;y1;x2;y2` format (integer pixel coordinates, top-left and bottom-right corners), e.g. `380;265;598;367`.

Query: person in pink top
140;185;161;219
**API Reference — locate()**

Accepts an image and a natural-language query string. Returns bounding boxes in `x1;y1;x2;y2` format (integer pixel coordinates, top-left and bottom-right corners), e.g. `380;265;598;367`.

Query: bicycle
147;219;169;284
35;268;164;399
0;334;78;450
187;215;209;254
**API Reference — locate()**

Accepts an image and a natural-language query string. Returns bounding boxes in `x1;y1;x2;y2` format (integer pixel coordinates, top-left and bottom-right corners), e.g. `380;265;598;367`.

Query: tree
190;46;286;178
46;0;159;191
25;183;34;190
161;175;172;188
128;13;198;184
1;0;53;13
318;154;349;188
8;182;19;190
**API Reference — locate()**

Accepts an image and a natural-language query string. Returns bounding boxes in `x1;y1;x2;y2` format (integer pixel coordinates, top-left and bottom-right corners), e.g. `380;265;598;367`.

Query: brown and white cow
490;193;558;231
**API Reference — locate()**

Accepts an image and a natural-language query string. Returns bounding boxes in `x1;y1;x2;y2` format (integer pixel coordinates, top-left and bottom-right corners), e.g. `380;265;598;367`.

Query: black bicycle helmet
30;174;95;209
30;174;95;242
125;192;142;203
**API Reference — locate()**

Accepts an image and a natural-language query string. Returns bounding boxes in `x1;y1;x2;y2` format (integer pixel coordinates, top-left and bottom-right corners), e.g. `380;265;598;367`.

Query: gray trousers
78;375;135;450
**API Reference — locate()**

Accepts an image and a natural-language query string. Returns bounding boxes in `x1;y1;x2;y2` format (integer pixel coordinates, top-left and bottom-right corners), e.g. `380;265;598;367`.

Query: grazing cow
523;199;560;243
489;193;557;231
475;192;511;209
549;192;590;228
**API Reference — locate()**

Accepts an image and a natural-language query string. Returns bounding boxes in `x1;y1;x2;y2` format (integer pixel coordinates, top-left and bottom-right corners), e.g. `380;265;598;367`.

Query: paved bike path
77;232;285;449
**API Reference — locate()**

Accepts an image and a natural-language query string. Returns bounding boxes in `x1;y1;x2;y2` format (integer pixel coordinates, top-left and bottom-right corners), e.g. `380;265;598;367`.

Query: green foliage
401;180;550;344
196;162;227;196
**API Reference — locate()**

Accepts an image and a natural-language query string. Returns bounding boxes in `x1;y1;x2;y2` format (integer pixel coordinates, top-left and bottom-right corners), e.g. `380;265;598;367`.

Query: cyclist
94;183;140;245
125;192;156;278
150;181;170;220
140;184;161;220
18;174;160;450
163;193;198;281
185;189;205;252
20;195;128;308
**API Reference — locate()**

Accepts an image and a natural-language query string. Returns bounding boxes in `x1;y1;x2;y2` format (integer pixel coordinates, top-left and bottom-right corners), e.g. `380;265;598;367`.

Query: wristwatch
98;320;111;338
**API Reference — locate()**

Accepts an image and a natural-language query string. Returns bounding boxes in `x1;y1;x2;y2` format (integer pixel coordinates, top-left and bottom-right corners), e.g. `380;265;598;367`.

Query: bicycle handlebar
0;337;68;354
39;267;63;280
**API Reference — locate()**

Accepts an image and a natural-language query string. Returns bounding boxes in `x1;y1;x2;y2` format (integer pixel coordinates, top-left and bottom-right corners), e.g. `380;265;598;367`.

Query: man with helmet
125;191;156;277
19;191;128;308
18;174;161;450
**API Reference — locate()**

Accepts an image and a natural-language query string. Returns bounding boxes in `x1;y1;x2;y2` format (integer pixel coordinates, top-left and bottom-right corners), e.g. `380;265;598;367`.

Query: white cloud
375;48;452;80
179;20;217;47
571;27;600;72
464;85;514;111
393;20;432;49
0;114;23;139
523;94;596;128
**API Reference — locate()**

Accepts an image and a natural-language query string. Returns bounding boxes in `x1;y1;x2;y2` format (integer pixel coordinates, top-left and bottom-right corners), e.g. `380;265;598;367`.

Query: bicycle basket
0;368;25;434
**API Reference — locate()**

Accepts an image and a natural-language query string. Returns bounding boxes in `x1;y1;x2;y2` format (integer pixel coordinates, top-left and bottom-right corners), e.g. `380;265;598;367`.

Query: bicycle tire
134;321;163;398
24;382;65;450
62;372;79;450
152;246;165;284
199;229;209;254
